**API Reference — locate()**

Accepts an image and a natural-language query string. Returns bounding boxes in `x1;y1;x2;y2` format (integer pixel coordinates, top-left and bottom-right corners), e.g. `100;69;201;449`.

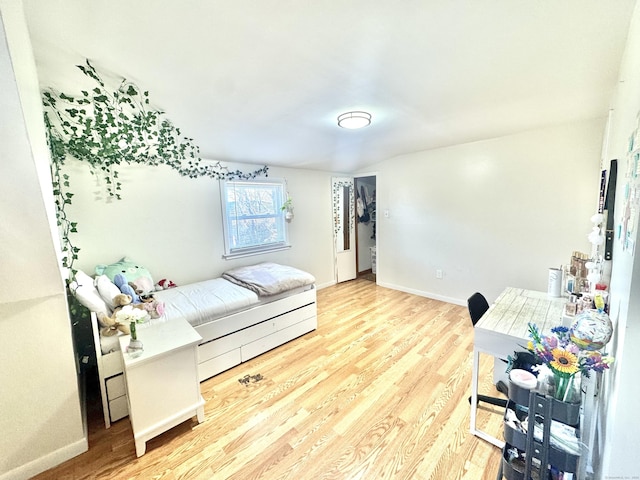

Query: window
221;179;290;258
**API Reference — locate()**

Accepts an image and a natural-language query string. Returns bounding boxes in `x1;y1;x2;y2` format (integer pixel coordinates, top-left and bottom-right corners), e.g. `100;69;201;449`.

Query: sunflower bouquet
526;323;613;402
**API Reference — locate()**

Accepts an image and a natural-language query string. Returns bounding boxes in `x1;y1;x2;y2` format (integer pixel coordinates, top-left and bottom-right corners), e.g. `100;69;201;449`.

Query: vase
552;372;580;403
127;322;144;358
127;339;144;358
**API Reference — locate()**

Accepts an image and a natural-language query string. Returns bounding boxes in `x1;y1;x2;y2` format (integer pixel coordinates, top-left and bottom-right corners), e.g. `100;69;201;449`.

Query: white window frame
220;178;290;259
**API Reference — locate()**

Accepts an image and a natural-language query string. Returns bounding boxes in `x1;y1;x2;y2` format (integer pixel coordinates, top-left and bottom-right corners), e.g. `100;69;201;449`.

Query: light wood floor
35;279;506;480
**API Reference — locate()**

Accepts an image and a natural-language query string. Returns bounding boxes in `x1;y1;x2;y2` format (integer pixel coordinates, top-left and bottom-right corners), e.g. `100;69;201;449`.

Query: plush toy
98;293;153;336
133;297;165;319
95;257;155;294
128;281;144;295
113;273;140;303
97;294;133;336
155;278;177;290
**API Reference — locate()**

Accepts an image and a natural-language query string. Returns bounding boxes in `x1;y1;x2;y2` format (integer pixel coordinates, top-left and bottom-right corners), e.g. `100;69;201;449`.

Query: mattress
154;277;259;327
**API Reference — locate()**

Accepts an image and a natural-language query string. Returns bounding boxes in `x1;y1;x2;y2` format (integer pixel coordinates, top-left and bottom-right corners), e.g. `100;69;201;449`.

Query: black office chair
468;292;490;326
468;292;508;407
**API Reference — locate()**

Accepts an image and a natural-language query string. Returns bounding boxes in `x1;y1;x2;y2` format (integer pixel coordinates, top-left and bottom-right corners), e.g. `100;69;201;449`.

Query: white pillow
70;270;110;316
95;274;122;309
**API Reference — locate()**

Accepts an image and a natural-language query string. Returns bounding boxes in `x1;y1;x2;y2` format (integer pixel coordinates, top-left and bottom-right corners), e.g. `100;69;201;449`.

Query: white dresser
118;317;205;457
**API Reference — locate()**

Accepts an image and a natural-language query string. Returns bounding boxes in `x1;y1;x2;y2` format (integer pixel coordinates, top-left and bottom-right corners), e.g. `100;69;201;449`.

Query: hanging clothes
357;186;370;223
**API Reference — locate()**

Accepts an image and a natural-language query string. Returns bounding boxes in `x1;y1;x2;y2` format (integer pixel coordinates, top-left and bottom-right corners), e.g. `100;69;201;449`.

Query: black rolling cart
499;380;581;480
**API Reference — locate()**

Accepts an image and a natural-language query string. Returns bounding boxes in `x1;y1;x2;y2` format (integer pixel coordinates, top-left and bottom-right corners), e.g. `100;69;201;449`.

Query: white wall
369;119;602;305
600;2;640;477
0;2;86;479
64;160;336;288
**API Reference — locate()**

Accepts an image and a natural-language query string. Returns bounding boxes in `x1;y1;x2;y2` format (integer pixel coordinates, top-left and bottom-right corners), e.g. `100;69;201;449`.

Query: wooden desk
470;287;567;448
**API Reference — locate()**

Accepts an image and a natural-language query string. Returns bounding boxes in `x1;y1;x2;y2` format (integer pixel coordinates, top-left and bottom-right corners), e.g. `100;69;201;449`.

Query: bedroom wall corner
1;2;86;478
597;1;640;476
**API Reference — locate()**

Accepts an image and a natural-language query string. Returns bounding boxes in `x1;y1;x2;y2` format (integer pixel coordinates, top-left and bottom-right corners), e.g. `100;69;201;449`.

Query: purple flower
566;343;580;355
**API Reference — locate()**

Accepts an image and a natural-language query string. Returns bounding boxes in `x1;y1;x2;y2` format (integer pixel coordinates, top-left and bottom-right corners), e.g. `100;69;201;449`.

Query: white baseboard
315;279;337;290
0;437;87;480
376;281;466;306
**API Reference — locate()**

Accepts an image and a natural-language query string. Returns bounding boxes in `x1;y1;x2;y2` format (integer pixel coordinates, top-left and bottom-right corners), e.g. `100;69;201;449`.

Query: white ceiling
22;0;637;173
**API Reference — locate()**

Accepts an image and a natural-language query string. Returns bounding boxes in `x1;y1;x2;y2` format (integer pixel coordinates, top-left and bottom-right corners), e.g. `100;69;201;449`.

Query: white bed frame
91;286;317;428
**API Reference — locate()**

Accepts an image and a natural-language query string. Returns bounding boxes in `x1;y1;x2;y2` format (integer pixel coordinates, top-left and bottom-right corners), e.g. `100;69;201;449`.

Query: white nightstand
118;317;205;457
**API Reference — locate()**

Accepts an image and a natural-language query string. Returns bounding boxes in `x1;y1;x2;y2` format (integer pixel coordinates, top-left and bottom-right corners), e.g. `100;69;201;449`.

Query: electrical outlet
436;269;443;279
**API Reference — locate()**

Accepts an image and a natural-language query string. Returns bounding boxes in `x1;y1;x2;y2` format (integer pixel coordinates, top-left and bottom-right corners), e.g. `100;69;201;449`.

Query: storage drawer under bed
196;307;317;381
197;303;316;359
102;350;124;378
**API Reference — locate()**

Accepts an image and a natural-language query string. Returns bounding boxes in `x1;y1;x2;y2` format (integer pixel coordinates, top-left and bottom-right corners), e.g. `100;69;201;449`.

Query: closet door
332;177;356;282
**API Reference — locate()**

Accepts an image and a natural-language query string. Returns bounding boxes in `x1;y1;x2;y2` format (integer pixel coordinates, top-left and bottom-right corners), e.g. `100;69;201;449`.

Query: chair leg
468;394;507;407
477;394;507;408
467;381;509;408
496;380;508;396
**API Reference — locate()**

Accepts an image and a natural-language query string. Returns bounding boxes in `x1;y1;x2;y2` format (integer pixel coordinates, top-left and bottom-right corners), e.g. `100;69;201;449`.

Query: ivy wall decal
42;60;269;275
332;178;355;237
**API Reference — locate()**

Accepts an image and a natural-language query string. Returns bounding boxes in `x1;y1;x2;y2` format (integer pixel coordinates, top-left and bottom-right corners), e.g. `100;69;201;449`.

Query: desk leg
470;347;480;434
470;347;505;449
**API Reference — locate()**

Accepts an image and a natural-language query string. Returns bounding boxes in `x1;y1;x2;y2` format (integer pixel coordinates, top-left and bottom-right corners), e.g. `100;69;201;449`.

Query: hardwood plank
33;279;503;480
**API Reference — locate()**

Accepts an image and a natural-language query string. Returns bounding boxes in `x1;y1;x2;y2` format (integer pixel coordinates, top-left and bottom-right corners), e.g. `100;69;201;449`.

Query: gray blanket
222;262;315;296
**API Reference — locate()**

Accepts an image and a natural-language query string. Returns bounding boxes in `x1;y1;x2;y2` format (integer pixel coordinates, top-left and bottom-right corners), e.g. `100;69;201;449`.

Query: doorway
355;175;377;282
331;176;356;283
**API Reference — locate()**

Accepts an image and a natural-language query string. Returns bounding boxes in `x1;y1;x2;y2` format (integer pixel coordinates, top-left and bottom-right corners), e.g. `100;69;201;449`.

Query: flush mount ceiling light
337;111;372;129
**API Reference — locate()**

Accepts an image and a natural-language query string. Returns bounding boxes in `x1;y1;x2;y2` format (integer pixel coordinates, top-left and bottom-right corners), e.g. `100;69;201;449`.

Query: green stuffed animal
95;257;154;294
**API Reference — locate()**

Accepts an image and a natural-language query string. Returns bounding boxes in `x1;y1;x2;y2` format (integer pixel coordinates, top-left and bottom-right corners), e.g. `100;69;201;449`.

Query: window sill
222;244;291;260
